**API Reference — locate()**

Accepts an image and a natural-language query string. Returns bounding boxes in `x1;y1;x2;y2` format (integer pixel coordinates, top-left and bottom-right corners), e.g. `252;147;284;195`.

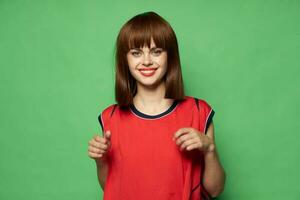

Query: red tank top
98;96;214;200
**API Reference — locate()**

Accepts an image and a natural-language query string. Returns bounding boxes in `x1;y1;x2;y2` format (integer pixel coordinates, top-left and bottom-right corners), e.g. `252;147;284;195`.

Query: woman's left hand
173;127;215;153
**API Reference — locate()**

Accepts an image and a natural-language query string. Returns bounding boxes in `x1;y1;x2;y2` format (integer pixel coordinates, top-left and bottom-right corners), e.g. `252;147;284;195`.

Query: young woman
88;11;225;200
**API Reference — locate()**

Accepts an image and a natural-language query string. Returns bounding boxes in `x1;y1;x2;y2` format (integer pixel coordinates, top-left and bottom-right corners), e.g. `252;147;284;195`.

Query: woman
88;11;225;200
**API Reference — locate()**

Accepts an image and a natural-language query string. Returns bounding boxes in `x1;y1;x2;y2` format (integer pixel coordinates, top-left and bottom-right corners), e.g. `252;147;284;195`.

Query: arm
88;131;112;191
202;122;226;198
95;158;109;191
174;122;226;197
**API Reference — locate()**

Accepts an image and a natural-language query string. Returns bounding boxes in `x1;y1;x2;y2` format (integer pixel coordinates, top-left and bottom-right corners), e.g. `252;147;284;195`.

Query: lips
138;68;157;71
138;68;157;77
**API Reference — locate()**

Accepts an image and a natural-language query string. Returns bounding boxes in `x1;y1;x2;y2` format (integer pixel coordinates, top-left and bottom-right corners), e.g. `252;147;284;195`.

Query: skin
173;124;226;197
127;39;167;91
88;37;225;197
88;131;111;190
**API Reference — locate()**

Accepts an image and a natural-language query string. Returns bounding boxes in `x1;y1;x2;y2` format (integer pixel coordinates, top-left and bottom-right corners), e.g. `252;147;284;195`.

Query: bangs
127;27;166;50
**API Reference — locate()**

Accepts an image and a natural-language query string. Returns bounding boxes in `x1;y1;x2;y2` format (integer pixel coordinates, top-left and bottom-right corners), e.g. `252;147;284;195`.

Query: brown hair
115;11;185;108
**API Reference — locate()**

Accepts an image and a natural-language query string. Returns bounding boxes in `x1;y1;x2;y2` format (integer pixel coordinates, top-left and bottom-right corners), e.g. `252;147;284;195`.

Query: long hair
115;11;185;108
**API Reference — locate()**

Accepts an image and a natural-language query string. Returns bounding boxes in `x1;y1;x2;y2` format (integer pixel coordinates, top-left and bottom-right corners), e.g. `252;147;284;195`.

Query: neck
133;81;174;114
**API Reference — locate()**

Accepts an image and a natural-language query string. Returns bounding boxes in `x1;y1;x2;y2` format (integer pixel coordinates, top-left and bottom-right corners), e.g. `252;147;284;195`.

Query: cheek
154;54;167;66
155;57;167;72
127;56;141;69
127;59;140;77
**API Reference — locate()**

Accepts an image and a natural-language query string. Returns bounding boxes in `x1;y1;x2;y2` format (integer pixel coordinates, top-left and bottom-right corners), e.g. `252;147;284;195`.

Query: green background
1;0;299;199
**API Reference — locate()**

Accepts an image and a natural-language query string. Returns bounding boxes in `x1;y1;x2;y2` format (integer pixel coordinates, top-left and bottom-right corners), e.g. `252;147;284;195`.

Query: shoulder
101;103;117;116
186;95;215;133
97;103;118;132
99;103;118;121
183;95;213;111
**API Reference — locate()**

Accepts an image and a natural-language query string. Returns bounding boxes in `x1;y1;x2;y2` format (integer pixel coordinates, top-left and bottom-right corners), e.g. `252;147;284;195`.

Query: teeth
141;70;155;74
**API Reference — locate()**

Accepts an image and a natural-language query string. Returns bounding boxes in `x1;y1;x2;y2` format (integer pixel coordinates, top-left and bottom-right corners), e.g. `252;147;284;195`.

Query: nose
142;53;153;66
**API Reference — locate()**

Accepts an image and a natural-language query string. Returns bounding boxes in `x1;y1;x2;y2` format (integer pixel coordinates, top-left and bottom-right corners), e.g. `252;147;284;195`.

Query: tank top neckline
129;99;178;120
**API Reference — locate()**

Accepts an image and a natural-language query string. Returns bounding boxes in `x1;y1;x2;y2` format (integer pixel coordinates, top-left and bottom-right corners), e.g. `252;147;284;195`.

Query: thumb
105;130;111;140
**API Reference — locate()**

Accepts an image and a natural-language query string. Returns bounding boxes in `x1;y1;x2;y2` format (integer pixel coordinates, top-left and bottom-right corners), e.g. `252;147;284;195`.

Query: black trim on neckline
129;100;178;119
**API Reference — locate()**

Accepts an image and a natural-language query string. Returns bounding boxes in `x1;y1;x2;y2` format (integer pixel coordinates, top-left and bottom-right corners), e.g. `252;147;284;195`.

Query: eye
130;51;142;57
151;49;163;56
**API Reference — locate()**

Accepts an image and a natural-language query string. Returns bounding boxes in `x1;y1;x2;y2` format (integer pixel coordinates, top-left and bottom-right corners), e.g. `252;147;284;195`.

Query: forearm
95;158;109;191
202;147;226;198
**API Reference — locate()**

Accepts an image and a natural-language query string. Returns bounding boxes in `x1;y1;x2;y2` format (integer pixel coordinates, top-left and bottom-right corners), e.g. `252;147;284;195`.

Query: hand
88;130;111;160
173;127;215;153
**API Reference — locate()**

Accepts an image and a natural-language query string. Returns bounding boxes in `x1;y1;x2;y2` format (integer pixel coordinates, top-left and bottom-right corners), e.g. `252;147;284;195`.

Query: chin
139;79;163;88
139;81;157;88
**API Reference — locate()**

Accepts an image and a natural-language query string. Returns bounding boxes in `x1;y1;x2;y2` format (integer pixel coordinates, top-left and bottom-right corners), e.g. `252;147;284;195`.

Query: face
126;38;168;89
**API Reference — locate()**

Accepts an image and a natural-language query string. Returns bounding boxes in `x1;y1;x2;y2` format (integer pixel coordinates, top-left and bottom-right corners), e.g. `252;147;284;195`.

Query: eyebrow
130;47;162;51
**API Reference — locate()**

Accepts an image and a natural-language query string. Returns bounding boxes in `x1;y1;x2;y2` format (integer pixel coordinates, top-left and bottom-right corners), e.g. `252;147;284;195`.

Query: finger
94;135;101;141
88;151;102;159
176;133;195;145
88;146;106;154
173;127;193;140
186;143;200;151
106;140;111;148
89;140;108;150
89;139;102;148
89;140;101;148
94;135;108;144
105;130;111;140
186;140;206;151
180;138;199;150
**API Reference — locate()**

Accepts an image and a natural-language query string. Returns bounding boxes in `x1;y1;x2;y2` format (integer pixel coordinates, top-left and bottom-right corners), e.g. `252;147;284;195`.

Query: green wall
1;0;299;199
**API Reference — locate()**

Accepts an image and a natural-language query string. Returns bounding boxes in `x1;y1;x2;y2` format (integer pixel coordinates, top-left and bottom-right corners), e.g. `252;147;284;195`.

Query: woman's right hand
88;130;111;160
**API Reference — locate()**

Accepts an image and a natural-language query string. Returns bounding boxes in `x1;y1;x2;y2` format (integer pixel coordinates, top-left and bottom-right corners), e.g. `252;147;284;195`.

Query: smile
138;68;157;77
